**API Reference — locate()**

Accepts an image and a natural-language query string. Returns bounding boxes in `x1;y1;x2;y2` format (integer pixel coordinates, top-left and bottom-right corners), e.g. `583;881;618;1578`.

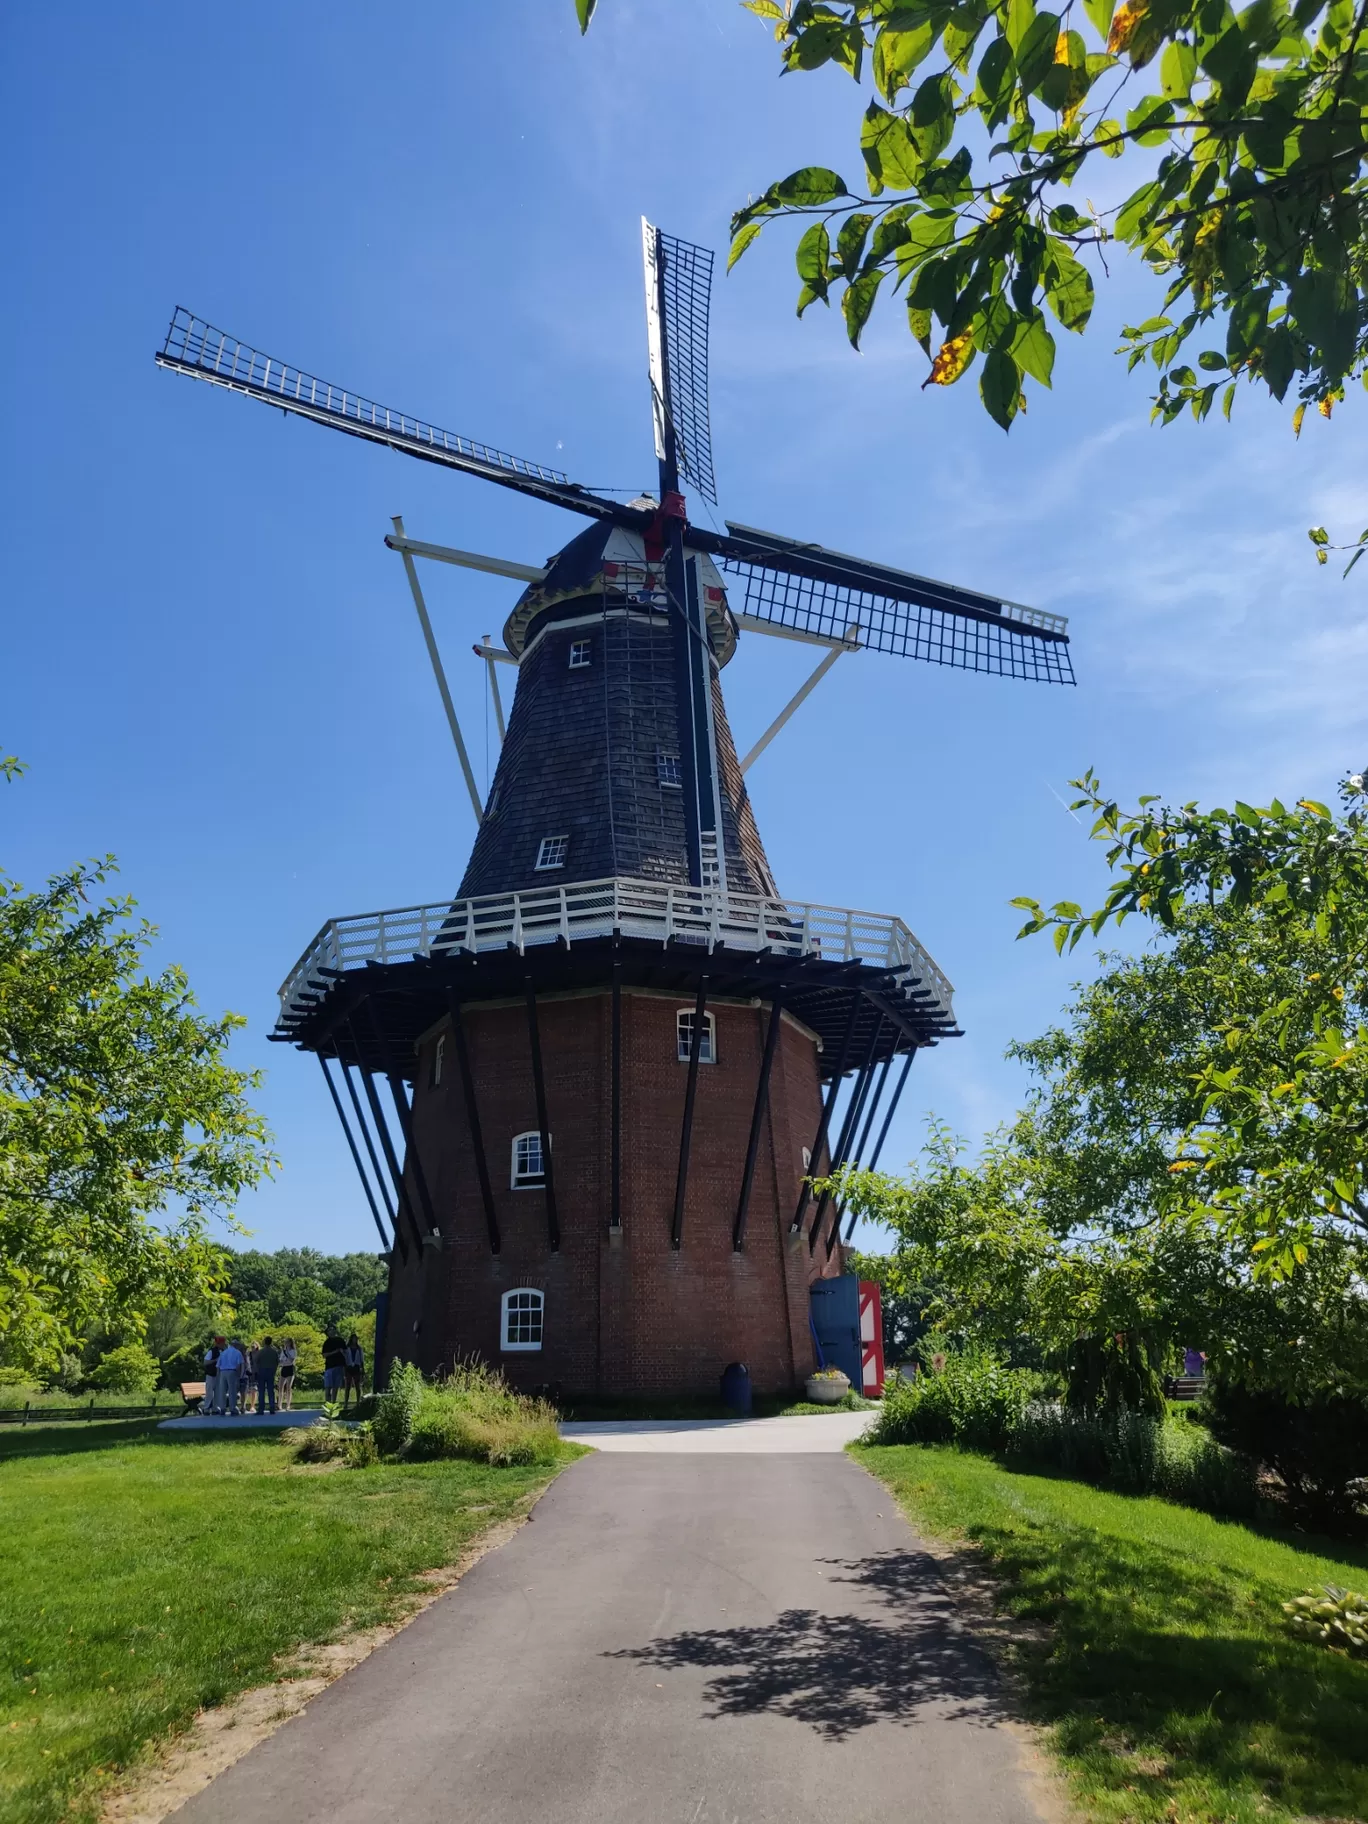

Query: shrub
371;1359;424;1456
407;1361;560;1466
1008;1404;1257;1518
290;1418;351;1463
86;1344;159;1394
869;1347;1033;1452
1283;1585;1368;1655
1199;1380;1368;1534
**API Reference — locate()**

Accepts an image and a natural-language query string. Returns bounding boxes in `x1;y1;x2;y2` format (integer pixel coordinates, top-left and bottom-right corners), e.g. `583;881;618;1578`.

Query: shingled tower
158;219;1074;1397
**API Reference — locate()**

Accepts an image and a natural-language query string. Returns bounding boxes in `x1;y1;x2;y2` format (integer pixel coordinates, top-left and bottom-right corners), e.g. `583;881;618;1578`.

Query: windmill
156;222;1073;1398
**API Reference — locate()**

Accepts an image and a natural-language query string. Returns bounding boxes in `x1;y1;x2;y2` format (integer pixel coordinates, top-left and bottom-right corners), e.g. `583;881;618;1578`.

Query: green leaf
1082;0;1113;35
908;301;933;350
862;102;925;191
1097;117;1125;155
1016;11;1062;91
1007;0;1036;53
870;206;915;263
873;19;939;100
1012;311;1056;384
980;346;1022;428
772;167;850;206
1044;246;1094;330
1160;39;1196;97
575;0;597;31
727;221;764;272
974;33;1016;119
1197;350;1227;372
796;221;831;298
741;0;786;16
836;211;875;277
843;269;886;347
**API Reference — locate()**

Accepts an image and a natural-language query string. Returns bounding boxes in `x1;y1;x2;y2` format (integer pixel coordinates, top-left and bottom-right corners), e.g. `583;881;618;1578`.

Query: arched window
511;1130;547;1189
501;1288;544;1352
677;1008;715;1064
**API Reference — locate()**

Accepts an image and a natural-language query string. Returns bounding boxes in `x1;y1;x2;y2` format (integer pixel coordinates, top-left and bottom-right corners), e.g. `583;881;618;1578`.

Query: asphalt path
173;1449;1047;1824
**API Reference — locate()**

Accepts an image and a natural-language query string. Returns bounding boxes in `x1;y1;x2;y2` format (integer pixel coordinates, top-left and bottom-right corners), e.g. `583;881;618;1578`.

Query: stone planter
805;1371;850;1405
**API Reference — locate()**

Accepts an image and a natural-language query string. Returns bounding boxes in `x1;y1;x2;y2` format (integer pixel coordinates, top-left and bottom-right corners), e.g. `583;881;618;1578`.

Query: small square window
535;835;568;870
512;1131;546;1188
501;1287;544;1352
656;751;682;789
569;640;592;669
677;1009;716;1064
430;1034;445;1089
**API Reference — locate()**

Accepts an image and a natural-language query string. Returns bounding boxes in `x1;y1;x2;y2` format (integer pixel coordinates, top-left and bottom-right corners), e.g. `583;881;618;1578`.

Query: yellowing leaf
924;329;974;387
1292;402;1306;437
1106;0;1147;54
1319;396;1334;418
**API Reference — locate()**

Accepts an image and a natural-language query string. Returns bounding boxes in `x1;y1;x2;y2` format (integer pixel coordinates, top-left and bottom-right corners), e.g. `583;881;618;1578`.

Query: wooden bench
180;1381;206;1411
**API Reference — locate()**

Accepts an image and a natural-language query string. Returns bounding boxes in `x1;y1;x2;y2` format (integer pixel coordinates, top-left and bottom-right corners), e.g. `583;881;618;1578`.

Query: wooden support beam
350;1016;425;1254
672;976;709;1251
791;994;861;1236
818;1018;885;1257
610;957;623;1231
318;1053;392;1252
338;1052;405;1261
733;992;783;1252
865;1049;916;1177
445;990;501;1255
368;1003;443;1245
524;977;560;1252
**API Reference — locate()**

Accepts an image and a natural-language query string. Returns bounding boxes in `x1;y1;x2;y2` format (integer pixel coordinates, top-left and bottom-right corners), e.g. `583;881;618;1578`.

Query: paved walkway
559;1412;875;1452
173;1450;1046;1824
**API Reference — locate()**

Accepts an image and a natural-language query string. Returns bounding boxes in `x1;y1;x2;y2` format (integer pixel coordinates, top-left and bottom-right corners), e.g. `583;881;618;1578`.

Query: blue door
809;1277;861;1386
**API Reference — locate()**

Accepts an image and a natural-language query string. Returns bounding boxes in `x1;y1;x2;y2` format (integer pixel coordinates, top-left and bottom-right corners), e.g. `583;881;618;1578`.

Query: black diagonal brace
524;977;560;1251
610;956;623;1231
318;1053;392;1251
791;993;861;1236
339;1050;405;1262
865;1048;917;1177
366;1001;442;1244
672;976;709;1250
349;1015;425;1254
446;989;501;1255
733;992;783;1252
818;1017;885;1257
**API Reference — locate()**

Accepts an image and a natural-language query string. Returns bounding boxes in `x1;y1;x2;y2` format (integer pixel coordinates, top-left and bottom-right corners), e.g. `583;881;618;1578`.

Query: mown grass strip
0;1421;574;1824
855;1442;1368;1824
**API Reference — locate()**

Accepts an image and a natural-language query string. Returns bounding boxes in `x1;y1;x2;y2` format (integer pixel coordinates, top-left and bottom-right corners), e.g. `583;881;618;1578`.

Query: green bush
372;1359;423;1456
869;1348;1033;1452
86;1344;159;1394
1199;1380;1368;1534
1283;1584;1368;1654
406;1362;560;1467
1008;1404;1257;1518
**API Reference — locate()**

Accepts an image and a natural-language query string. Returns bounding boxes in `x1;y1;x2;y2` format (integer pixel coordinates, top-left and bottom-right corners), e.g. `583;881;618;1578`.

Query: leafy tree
86;1343;160;1394
0;856;274;1373
222;1248;385;1330
846;1246;937;1359
1014;769;1368;1278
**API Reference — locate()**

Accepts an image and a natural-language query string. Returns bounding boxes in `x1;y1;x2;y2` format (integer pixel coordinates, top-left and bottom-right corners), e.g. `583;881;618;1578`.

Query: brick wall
385;985;843;1396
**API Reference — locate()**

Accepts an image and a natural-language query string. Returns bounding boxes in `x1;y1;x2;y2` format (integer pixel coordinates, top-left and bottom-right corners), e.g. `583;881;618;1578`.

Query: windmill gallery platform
160;221;1073;1399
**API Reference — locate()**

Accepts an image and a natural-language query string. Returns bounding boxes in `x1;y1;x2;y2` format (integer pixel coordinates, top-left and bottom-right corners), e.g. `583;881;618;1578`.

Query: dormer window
569;640;592;669
535;835;569;870
430;1034;445;1089
657;751;682;789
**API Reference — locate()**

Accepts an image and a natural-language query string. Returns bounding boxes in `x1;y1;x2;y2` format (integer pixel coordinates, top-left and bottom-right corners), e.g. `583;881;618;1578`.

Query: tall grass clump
372;1358;424;1456
1007;1402;1257;1517
869;1347;1034;1452
406;1361;560;1467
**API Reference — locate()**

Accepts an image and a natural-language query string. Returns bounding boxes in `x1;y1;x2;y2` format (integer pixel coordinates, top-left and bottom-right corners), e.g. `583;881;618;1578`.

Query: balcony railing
275;876;955;1029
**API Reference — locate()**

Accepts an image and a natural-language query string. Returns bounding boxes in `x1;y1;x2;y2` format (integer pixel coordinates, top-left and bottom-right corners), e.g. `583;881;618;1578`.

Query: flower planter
805;1371;850;1405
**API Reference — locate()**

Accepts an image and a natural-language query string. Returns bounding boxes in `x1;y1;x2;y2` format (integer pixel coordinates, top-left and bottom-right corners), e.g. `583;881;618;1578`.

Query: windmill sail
692;522;1074;685
155;308;620;521
641;221;717;504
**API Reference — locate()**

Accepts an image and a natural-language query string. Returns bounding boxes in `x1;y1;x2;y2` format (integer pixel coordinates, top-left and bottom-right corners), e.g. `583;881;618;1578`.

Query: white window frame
535;834;569;871
511;1130;547;1189
568;639;593;669
500;1287;544;1352
431;1034;445;1089
677;1008;716;1064
656;750;682;789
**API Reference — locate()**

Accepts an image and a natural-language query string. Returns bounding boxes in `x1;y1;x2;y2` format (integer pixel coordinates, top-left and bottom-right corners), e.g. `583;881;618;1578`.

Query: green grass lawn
856;1443;1368;1824
0;1421;573;1824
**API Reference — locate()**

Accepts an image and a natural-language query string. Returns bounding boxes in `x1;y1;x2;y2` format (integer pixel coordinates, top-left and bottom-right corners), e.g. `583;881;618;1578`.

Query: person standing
278;1338;298;1411
201;1337;224;1415
255;1336;281;1416
216;1338;245;1416
242;1341;259;1414
321;1331;348;1404
342;1334;365;1409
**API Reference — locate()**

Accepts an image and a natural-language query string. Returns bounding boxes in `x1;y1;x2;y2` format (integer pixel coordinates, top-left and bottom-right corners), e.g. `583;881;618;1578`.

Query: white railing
276;877;955;1029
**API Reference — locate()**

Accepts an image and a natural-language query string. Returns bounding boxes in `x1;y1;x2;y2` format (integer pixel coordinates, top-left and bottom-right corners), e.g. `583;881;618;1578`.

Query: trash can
720;1361;752;1415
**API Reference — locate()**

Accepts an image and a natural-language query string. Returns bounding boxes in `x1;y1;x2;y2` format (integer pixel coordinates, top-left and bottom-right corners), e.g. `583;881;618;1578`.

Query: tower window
677;1008;716;1064
656;751;682;789
512;1130;547;1188
569;640;592;669
486;785;501;816
535;835;568;870
430;1034;445;1089
501;1287;544;1352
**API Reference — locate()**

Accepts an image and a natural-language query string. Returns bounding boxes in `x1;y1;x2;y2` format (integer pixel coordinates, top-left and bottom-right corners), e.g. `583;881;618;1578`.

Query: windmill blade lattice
699;522;1074;685
643;225;717;504
155;308;621;521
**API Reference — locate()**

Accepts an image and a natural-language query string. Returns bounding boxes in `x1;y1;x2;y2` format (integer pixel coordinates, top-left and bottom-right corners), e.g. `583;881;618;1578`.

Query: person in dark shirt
322;1333;348;1402
343;1334;365;1409
255;1337;281;1415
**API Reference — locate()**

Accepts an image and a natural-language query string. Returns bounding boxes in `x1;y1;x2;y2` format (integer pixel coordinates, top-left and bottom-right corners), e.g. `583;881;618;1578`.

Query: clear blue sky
5;2;1365;1257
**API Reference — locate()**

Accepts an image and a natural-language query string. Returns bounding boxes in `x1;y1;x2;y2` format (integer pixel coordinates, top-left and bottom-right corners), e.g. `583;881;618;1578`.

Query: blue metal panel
809;1277;861;1387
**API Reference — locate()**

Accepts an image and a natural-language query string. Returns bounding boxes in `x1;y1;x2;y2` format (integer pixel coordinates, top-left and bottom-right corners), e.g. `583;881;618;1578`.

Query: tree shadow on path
606;1550;1009;1740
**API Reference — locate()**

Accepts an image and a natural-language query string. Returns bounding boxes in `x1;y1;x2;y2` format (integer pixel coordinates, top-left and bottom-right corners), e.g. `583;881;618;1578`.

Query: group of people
200;1332;366;1416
